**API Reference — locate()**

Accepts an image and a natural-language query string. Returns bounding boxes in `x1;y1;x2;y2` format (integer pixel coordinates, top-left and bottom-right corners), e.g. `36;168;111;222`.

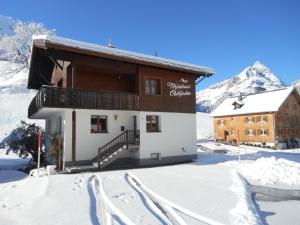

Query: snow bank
239;157;300;186
230;170;262;225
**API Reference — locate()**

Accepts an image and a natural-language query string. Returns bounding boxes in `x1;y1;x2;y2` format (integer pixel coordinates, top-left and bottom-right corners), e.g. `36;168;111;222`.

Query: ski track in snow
88;172;227;225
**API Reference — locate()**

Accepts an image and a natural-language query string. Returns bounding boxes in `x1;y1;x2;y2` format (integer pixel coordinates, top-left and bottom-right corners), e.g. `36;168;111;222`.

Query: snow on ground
237;157;300;186
198;142;300;225
0;142;300;225
196;112;213;140
0;152;261;225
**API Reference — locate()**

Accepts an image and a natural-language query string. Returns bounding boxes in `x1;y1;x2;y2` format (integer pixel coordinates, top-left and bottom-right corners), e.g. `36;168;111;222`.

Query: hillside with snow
0;61;39;142
196;61;286;112
0;15;50;142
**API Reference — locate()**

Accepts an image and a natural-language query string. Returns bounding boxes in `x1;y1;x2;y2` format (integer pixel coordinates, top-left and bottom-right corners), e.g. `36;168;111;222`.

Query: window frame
247;128;254;136
259;115;266;123
259;128;268;136
145;77;162;96
91;115;108;133
146;115;160;133
247;116;253;123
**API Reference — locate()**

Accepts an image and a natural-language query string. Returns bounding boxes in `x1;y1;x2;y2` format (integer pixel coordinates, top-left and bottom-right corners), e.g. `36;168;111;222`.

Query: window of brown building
91;115;107;133
145;78;161;96
259;128;269;136
246;128;255;136
246;116;253;123
146;115;160;132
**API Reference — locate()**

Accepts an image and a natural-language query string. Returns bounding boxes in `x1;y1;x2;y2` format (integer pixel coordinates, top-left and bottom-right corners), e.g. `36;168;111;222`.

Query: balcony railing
28;86;139;117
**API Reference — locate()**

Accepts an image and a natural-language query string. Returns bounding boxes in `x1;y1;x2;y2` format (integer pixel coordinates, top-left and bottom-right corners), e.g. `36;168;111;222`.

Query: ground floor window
259;128;269;136
91;115;107;133
246;128;255;136
146;115;160;132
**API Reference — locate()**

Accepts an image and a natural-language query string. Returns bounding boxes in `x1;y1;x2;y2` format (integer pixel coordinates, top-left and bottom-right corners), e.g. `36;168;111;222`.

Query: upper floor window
146;115;160;132
91;115;107;133
258;115;267;123
145;78;161;96
217;119;226;126
247;116;253;123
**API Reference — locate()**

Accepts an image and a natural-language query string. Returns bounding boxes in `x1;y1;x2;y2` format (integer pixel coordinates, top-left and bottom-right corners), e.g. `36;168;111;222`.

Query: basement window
150;153;161;160
91;115;108;133
146;115;160;132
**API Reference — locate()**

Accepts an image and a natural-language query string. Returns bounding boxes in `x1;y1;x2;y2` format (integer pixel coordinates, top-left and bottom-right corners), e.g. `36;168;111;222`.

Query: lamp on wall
114;114;118;120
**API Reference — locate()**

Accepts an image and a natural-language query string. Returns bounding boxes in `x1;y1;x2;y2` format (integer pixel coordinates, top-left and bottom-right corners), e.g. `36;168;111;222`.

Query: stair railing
98;130;129;169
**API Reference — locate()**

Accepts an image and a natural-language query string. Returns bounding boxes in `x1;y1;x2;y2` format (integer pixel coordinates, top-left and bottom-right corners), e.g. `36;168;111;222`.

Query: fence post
126;130;129;150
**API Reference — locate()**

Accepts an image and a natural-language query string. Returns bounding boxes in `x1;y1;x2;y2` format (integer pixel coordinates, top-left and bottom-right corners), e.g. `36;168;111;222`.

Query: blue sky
1;0;299;90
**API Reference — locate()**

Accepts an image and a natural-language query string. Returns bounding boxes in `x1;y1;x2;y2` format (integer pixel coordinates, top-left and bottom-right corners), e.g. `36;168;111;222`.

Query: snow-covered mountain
293;79;300;93
196;61;286;112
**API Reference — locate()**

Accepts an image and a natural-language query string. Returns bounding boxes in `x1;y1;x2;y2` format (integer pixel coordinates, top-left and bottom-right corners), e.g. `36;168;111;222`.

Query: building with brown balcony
27;35;214;171
211;87;300;148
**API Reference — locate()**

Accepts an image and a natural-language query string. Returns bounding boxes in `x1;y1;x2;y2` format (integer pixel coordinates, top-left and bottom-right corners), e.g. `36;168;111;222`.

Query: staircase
66;130;139;173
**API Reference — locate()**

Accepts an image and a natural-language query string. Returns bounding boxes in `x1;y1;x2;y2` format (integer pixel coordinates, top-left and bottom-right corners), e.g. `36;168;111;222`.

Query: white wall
139;112;197;159
45;109;197;164
74;109;139;161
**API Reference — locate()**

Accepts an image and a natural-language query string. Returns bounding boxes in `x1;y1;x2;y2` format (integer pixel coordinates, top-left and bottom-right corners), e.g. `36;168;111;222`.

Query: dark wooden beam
45;48;138;74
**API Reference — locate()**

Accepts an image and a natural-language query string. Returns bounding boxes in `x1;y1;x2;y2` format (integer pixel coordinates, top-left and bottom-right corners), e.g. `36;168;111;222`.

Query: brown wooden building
27;35;214;171
211;87;300;148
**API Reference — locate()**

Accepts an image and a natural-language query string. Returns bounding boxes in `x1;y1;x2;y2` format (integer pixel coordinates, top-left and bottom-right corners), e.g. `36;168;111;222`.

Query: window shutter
264;116;268;122
245;129;248;135
265;129;269;135
244;117;248;123
223;120;226;125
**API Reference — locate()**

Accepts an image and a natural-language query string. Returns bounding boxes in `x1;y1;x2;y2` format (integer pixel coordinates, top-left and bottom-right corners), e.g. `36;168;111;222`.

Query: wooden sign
167;78;192;97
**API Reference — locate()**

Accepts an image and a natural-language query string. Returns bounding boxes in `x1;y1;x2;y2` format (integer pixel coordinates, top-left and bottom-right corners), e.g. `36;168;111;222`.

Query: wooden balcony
28;86;139;118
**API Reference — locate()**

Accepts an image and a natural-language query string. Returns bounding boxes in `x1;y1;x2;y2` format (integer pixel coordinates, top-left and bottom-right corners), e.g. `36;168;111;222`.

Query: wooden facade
29;49;199;117
213;90;300;147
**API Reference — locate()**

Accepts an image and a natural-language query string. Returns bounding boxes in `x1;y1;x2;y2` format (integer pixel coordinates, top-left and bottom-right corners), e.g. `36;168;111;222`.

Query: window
247;129;255;136
259;115;266;123
247;116;253;123
217;119;226;126
146;115;160;132
91;115;107;133
220;119;225;126
259;129;269;136
145;78;161;96
229;130;235;136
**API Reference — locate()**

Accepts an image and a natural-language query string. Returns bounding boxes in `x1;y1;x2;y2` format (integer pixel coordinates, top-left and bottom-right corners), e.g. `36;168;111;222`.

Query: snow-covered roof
32;35;215;76
211;87;295;117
